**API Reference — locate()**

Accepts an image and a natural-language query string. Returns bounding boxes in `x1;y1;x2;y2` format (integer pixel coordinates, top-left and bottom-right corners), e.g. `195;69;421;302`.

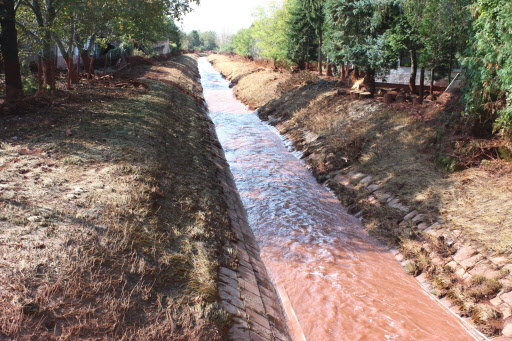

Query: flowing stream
198;57;476;341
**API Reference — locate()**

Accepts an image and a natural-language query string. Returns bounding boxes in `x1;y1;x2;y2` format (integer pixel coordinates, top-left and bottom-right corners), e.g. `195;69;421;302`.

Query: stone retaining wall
204;117;290;341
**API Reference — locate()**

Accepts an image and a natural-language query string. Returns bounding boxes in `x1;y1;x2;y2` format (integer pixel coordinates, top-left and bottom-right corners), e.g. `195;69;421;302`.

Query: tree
251;1;290;62
199;31;217;50
303;0;326;74
324;0;396;95
189;30;201;49
0;0;23;100
385;9;423;94
232;28;255;57
286;0;317;69
463;0;512;135
403;0;471;99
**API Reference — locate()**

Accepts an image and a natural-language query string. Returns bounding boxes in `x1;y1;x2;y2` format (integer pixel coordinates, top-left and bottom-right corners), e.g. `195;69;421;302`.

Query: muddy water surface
198;58;474;341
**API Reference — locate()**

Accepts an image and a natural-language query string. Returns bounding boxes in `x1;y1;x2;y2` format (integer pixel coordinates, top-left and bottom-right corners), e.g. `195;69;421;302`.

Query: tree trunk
0;53;3;74
354;66;359;79
363;65;376;96
0;0;23;101
448;56;453;85
63;57;79;84
332;64;338;77
104;55;108;75
42;37;56;90
37;56;43;92
81;53;91;75
409;50;417;94
87;55;95;79
317;29;323;76
326;56;332;77
341;62;346;79
430;67;436;99
419;67;425;104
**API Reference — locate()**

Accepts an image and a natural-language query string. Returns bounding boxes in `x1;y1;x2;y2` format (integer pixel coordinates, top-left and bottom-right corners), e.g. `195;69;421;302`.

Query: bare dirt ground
209;53;512;338
0;54;234;340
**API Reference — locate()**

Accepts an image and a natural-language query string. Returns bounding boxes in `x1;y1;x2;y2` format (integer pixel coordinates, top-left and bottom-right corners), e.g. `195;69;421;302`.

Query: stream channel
198;57;476;341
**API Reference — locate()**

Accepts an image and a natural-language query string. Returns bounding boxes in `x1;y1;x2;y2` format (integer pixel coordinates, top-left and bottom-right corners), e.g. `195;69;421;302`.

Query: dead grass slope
0;55;233;340
208;54;291;109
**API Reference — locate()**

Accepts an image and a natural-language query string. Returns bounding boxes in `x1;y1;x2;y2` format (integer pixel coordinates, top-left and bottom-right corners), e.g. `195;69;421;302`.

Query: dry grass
0;55;233;339
208;54;291;109
441;163;512;254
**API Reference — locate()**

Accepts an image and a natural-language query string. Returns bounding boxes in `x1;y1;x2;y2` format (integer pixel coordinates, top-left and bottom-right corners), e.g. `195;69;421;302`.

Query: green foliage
231;28;256;57
251;1;290;61
189;30;201;49
199;31;218;51
324;0;397;74
286;0;318;68
218;43;235;53
463;0;512;136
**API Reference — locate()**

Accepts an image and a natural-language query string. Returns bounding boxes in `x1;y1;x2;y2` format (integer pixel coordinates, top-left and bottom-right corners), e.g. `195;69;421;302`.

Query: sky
179;0;272;35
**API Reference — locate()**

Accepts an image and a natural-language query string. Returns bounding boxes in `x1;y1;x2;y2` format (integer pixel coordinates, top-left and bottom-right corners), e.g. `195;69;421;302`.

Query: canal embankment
208;53;512;340
0;54;288;340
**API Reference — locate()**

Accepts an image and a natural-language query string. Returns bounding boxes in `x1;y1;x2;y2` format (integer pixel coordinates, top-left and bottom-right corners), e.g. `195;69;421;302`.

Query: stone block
239;278;261;296
490;296;503;307
423;222;440;235
249;331;269;341
247;308;271;330
490;256;510;267
455;266;466;278
367;184;381;193
219;282;241;298
230;326;251;341
375;191;391;203
220;266;238;281
459;254;482;270
404;210;418;221
453;246;477;263
469;261;501;278
411;214;424;223
333;174;350;186
503;318;512;337
360;175;373;186
220;273;239;288
222;301;242;316
417;222;429;231
500;291;512;307
241;288;265;314
500;304;512;320
389;201;409;212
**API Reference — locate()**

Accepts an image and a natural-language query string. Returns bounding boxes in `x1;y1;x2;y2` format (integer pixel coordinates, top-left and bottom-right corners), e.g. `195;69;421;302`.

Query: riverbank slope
0;55;234;339
209;53;512;339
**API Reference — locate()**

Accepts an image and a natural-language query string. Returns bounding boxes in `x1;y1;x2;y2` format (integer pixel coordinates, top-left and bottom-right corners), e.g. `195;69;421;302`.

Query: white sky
179;0;272;35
